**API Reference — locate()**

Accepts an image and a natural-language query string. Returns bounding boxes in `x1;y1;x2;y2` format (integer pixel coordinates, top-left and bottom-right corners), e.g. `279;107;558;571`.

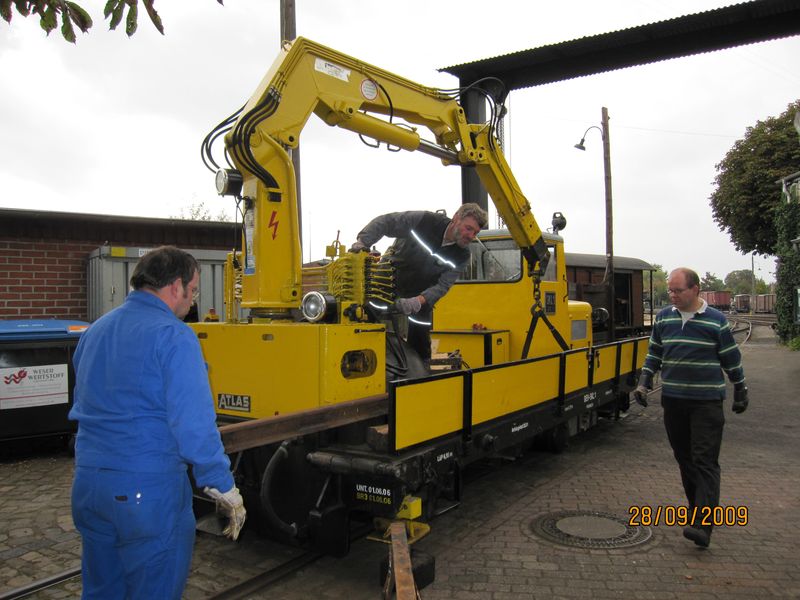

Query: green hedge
775;184;800;342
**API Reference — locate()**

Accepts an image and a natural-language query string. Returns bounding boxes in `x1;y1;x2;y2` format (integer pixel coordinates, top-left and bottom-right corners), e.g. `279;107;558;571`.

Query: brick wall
0;240;99;321
0;209;236;324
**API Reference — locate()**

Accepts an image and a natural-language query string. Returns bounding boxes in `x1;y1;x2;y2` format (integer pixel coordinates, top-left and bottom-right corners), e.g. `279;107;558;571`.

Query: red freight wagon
700;290;731;311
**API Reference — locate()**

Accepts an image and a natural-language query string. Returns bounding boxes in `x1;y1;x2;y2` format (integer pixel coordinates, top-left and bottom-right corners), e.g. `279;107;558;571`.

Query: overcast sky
2;1;798;283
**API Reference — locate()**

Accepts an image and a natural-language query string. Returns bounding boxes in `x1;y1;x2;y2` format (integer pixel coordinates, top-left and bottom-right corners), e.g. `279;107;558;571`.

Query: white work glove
204;486;246;541
396;296;422;315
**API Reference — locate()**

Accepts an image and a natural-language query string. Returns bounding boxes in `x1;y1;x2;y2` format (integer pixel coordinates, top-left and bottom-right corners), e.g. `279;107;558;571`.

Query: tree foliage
775;181;800;342
710;99;800;256
646;265;773;309
700;271;724;291
1;0;223;43
174;201;231;222
646;263;669;308
723;269;769;296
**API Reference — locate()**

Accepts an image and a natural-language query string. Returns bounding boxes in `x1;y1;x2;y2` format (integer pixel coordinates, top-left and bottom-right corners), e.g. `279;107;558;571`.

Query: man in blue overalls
70;246;245;599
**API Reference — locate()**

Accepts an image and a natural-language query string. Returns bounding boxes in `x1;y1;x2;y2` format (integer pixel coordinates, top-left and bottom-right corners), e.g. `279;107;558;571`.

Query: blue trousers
71;467;196;600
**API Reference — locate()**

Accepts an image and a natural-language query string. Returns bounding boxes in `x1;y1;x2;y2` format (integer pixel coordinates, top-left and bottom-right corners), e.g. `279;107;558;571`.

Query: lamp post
574;107;615;342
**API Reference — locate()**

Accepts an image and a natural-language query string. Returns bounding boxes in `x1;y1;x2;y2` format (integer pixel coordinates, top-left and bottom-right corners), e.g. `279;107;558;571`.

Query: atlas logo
3;369;27;385
217;393;251;412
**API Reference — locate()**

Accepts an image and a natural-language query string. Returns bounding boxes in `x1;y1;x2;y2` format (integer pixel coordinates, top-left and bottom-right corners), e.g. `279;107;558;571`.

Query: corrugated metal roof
0;207;236;248
440;0;800;89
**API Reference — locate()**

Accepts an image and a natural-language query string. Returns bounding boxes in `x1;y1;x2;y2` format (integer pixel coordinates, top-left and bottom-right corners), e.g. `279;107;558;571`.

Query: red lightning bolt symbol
268;210;279;240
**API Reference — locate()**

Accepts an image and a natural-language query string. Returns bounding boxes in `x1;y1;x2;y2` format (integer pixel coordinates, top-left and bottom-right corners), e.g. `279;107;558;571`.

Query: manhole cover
529;510;652;549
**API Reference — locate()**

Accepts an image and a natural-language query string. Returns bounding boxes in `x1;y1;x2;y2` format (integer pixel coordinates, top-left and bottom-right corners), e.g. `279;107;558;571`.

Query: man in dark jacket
351;203;487;360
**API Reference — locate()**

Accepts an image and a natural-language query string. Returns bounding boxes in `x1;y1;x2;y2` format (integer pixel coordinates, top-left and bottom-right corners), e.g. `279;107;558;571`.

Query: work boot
682;526;710;548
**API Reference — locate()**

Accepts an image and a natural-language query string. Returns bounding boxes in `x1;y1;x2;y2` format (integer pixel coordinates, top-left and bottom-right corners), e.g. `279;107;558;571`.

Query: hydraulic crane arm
208;37;548;313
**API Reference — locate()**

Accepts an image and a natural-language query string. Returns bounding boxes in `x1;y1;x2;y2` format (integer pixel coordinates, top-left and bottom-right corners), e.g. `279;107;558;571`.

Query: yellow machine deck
192;37;647;556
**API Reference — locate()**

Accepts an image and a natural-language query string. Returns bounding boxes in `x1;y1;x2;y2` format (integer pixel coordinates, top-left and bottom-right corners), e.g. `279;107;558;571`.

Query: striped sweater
641;304;745;400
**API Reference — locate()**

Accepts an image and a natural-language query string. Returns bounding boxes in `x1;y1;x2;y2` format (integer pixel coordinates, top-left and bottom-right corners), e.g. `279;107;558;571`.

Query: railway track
0;567;81;600
735;313;777;326
0;552;321;600
0;519;383;600
207;550;324;600
730;315;778;345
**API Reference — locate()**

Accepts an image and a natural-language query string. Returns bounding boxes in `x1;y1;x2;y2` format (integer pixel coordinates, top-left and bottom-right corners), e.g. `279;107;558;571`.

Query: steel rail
0;567;81;600
206;551;323;600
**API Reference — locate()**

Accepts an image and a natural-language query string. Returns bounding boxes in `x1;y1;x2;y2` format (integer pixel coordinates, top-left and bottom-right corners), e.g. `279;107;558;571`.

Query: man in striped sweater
633;267;748;548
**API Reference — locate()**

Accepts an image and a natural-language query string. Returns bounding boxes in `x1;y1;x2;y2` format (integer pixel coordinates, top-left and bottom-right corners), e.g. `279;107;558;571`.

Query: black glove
349;241;367;253
631;372;651;407
732;385;748;414
632;385;648;407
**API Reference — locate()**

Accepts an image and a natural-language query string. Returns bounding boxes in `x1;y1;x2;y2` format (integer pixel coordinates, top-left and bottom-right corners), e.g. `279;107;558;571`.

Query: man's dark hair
672;267;700;289
130;246;198;291
685;269;700;289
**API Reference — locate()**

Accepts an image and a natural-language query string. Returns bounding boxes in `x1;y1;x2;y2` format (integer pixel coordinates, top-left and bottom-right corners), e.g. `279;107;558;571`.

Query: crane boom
211;38;548;313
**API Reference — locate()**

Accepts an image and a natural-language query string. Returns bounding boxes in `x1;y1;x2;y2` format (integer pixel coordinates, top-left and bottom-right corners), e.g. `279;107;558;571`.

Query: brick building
0;208;236;322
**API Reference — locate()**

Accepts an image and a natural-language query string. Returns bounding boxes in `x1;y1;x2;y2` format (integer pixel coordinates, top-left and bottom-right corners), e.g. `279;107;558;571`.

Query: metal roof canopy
440;0;800;207
0;207;236;249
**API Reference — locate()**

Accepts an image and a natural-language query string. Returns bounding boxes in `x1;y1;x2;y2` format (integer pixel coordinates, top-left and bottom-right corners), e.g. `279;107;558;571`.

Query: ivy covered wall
775;180;800;342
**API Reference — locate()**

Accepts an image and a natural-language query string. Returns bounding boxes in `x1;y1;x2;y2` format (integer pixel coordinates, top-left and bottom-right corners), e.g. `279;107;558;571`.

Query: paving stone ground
1;324;798;599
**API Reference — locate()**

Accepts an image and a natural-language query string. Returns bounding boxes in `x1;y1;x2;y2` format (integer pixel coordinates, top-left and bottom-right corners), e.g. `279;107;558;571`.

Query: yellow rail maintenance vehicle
194;37;648;556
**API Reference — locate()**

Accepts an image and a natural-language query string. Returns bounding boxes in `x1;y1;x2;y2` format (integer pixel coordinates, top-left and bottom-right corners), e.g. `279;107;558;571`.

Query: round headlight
215;169;243;197
301;291;336;322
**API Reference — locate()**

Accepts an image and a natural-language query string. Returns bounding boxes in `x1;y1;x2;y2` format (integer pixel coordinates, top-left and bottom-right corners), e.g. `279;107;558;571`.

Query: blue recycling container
0;320;89;441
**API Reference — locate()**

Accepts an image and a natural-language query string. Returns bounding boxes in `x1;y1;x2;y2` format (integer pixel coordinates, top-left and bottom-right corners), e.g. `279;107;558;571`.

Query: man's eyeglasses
667;288;689;294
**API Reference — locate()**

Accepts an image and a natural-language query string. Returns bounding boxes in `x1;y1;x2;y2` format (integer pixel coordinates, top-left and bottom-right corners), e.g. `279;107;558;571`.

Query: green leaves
65;1;90;30
104;0;163;36
142;0;161;34
0;1;12;23
710;100;800;256
5;0;188;41
125;1;137;35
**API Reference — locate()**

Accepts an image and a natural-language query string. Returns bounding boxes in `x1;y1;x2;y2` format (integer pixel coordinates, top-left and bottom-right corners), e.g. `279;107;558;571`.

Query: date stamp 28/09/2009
628;505;748;527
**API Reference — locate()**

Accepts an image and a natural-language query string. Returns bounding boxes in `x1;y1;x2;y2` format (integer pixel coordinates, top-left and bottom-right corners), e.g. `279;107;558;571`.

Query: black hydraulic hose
259;441;298;537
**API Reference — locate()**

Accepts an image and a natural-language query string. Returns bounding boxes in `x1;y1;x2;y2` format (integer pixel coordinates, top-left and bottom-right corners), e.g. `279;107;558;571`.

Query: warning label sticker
0;364;68;410
314;57;351;82
360;79;378;101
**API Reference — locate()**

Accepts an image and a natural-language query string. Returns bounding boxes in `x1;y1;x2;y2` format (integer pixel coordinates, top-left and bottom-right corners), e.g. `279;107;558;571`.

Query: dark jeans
661;396;725;531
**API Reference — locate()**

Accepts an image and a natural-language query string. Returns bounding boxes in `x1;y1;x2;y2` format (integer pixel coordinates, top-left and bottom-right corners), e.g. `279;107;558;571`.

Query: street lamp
574;107;615;342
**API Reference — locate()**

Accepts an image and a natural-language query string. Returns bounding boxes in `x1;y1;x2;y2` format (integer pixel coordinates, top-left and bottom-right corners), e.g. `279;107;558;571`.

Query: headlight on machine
301;291;337;323
215;168;243;197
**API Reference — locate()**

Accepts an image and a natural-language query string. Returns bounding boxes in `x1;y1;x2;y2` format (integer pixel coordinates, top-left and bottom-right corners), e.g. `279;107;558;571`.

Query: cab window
459;239;557;283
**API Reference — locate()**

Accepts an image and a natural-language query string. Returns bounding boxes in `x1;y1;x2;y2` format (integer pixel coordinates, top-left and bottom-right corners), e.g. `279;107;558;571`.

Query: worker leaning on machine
68;246;245;600
350;203;488;361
